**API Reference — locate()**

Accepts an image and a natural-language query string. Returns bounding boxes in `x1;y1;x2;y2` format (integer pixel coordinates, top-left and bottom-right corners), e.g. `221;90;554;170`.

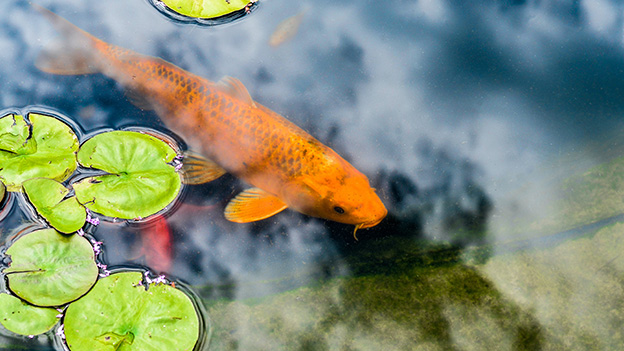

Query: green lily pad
4;228;98;307
0;293;60;336
74;131;181;219
0;113;79;191
64;272;200;351
23;178;86;234
160;0;253;19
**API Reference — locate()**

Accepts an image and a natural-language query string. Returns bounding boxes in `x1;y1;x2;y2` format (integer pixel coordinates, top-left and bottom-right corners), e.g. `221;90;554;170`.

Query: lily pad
74;131;181;219
0;293;60;336
159;0;254;19
23;178;86;234
64;272;200;351
0;113;79;191
4;228;98;306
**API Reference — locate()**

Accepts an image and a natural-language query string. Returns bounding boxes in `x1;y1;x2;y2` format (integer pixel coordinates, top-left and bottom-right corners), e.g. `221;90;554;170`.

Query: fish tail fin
33;4;101;75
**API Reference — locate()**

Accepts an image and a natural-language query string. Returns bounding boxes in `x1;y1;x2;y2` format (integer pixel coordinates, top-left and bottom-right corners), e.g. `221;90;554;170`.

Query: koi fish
136;214;173;273
34;5;387;236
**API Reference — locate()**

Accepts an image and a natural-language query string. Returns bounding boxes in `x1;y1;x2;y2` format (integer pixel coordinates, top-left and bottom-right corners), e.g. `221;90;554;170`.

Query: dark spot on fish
334;206;345;214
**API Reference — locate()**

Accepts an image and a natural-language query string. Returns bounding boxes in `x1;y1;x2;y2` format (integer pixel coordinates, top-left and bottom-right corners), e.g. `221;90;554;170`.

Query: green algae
493;153;624;243
480;222;624;350
206;259;545;351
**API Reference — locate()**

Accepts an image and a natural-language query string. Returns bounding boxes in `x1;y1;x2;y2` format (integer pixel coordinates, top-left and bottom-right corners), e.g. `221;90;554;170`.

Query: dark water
2;0;624;349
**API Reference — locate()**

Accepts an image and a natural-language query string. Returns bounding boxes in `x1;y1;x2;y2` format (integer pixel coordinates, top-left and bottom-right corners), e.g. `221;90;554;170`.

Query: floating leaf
4;228;98;306
74;131;181;219
0;113;78;191
158;0;254;19
64;272;200;351
23;178;86;234
0;293;60;336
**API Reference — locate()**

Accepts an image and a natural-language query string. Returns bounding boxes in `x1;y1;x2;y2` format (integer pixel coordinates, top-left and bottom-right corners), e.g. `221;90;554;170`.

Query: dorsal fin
216;76;257;107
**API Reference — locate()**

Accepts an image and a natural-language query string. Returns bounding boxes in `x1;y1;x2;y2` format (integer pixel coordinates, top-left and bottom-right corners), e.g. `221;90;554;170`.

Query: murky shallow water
2;0;624;349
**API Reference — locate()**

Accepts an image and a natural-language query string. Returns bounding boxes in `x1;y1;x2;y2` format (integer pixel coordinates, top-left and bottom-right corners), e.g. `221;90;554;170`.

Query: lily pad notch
22;178;86;234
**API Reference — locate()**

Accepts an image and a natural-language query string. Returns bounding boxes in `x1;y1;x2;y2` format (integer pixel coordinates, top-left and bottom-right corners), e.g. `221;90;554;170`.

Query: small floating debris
269;10;306;47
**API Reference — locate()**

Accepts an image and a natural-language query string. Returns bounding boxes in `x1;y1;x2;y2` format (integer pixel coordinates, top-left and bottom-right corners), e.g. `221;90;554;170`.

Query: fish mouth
352;217;384;241
358;217;384;230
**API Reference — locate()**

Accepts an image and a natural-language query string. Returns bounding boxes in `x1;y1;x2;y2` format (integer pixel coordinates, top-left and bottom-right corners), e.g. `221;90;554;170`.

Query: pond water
2;0;624;350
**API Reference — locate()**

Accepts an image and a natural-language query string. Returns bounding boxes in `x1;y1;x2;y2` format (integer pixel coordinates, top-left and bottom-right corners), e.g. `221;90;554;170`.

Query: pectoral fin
125;87;154;111
224;188;288;223
181;151;227;185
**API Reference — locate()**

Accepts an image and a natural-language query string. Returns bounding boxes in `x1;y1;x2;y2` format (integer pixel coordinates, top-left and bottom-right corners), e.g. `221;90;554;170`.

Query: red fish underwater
136;215;173;272
35;5;387;236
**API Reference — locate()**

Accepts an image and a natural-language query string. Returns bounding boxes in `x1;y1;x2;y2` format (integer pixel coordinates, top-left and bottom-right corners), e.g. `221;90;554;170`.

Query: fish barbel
34;5;387;235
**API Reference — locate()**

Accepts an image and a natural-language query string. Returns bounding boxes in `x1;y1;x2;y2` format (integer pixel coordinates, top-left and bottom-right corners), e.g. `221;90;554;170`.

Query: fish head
283;171;387;229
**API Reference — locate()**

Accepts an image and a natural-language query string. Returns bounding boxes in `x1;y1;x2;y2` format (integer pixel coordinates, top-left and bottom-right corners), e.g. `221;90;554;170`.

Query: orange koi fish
34;5;387;236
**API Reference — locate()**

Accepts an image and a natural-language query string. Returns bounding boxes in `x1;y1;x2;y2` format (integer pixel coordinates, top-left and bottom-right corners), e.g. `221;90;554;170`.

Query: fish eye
333;206;345;214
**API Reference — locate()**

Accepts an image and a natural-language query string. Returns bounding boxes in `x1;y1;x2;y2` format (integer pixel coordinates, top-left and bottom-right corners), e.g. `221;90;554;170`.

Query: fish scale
35;4;387;231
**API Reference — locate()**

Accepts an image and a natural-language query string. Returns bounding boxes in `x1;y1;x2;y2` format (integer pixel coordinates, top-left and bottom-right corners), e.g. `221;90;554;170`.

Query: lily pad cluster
0;110;205;348
151;0;258;25
0;228;202;350
0;112;182;233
